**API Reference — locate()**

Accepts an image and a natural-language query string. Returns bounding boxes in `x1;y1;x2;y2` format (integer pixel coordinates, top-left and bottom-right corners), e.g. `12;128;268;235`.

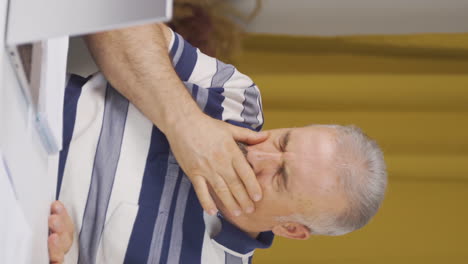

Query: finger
227;125;269;145
60;231;73;254
57;202;75;242
210;177;242;217
50;201;66;233
51;200;64;215
50;201;75;249
233;153;263;202
49;220;73;255
49;214;64;234
48;233;65;264
222;167;255;214
48;216;71;254
191;176;218;216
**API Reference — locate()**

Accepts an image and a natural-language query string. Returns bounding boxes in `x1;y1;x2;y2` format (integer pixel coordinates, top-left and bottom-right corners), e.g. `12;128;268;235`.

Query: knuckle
212;182;229;194
49;215;58;228
238;164;255;177
227;179;244;190
244;181;260;193
227;174;242;184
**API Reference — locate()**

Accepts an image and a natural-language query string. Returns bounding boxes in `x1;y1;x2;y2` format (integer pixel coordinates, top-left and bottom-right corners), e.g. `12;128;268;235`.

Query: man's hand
85;23;267;216
166;113;268;216
48;201;74;264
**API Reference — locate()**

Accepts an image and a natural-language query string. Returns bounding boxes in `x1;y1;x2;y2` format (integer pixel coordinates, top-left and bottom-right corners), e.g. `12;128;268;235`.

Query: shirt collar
212;217;274;255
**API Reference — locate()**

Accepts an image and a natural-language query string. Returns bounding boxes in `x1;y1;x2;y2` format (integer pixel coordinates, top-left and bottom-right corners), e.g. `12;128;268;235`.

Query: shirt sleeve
168;29;264;131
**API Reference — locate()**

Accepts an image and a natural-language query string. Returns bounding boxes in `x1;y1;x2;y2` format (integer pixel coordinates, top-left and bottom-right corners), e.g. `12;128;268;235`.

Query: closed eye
278;130;291;191
275;165;286;191
282;130;290;151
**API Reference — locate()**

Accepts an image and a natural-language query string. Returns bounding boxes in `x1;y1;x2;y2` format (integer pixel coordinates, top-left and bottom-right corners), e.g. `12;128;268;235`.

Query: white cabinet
1;0;172;262
7;0;172;45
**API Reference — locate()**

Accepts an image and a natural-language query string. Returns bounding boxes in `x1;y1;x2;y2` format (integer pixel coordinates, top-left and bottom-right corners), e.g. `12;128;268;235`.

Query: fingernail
253;194;262;202
208;209;217;216
245;206;254;214
233;210;241;217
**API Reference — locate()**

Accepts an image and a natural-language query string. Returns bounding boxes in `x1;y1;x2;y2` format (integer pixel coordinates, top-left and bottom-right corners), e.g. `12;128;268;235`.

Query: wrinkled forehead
288;126;340;196
290;126;337;166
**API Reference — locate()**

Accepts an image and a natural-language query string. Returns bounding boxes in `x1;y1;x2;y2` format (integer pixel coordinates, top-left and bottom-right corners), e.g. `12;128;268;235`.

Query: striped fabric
58;30;272;264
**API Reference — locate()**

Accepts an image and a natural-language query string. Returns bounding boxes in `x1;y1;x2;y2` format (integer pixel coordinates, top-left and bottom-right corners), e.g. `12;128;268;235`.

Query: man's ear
271;222;310;240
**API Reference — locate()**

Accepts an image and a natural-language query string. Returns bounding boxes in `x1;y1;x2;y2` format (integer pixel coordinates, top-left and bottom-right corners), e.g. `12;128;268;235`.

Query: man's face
235;126;346;232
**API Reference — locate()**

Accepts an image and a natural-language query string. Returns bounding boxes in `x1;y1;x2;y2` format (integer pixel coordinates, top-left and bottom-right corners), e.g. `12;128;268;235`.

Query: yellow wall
235;33;468;263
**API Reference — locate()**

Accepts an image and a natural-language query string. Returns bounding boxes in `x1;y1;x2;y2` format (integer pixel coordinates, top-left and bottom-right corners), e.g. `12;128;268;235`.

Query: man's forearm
85;23;265;216
85;23;202;133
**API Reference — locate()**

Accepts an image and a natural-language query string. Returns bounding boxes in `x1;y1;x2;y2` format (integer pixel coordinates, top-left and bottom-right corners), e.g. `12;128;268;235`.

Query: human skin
214;126;347;240
49;126;347;259
84;23;267;218
48;201;74;264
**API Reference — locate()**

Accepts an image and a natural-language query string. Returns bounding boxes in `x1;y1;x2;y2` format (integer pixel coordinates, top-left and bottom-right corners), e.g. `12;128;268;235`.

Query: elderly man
48;24;387;264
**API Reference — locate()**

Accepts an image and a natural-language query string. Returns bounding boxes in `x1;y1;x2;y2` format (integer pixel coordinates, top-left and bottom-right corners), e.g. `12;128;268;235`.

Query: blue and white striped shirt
58;30;272;264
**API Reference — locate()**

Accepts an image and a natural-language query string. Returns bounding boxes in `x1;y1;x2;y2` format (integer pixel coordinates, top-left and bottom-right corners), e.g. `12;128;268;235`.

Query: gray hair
278;124;387;236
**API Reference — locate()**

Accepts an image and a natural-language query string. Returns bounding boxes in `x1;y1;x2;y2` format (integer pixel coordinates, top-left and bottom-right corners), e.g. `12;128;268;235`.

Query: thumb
229;125;269;145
